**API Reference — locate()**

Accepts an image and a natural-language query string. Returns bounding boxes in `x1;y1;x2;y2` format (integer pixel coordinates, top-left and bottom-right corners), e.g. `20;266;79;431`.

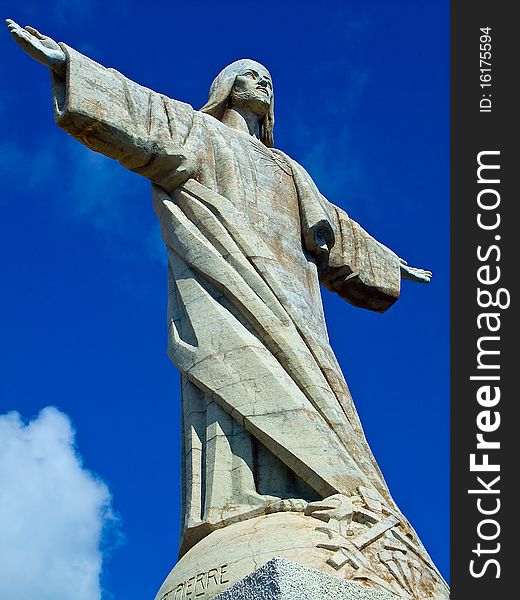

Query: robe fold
52;45;406;553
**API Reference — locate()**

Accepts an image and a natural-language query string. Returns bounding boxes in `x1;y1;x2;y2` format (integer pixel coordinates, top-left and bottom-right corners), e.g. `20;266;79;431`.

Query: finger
15;29;32;41
6;20;26;37
6;19;21;33
8;28;37;50
25;25;46;39
9;27;31;42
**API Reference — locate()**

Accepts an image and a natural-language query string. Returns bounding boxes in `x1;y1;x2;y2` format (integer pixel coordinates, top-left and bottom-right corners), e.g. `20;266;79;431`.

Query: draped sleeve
321;204;402;313
51;44;198;191
285;155;401;313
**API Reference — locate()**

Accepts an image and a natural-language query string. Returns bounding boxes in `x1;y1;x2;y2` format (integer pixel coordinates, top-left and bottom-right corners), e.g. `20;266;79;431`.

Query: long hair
200;59;275;148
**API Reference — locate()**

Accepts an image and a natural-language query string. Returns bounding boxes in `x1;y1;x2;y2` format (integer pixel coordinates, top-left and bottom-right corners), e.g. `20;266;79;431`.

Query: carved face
230;66;273;116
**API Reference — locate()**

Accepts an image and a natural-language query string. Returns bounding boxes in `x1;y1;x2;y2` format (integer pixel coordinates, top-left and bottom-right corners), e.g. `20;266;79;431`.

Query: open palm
6;19;65;75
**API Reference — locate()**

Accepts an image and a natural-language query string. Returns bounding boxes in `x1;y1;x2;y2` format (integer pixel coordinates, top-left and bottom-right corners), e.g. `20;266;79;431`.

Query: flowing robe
52;45;405;554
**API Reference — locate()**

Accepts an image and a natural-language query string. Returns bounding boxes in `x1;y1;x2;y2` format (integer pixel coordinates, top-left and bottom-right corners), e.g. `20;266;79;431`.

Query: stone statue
7;19;447;600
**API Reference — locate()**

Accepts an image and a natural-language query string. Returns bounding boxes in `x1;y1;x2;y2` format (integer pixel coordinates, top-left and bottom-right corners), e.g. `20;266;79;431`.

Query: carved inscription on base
164;564;229;599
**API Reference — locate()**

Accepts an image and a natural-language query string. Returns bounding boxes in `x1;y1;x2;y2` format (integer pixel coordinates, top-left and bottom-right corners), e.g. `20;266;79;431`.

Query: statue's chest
237;139;302;256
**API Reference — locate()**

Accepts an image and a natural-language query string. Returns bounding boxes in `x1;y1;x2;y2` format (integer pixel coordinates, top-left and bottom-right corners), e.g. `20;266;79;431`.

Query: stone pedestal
215;558;400;600
154;508;448;600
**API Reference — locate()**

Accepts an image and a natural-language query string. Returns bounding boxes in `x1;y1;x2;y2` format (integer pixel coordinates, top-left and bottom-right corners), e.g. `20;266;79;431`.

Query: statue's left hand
5;19;66;77
400;262;433;284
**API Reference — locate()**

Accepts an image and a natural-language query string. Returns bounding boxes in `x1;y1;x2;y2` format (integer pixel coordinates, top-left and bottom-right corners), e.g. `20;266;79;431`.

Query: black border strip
451;2;516;597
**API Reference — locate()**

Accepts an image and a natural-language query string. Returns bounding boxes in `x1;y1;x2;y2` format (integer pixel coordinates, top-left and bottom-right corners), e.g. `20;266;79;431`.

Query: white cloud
0;407;118;600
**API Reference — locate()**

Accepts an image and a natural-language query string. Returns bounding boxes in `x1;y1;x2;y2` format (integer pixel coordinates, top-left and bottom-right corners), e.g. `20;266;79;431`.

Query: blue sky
0;1;449;598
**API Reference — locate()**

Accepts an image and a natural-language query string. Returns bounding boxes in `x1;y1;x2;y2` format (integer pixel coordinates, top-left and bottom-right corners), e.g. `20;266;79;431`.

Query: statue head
200;59;275;148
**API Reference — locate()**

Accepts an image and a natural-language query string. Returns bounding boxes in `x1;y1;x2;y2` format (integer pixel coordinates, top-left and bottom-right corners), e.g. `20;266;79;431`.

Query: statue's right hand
6;19;66;77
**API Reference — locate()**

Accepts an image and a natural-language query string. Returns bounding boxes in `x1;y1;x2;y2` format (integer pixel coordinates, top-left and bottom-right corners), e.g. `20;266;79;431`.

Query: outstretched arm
6;19;198;192
6;19;66;77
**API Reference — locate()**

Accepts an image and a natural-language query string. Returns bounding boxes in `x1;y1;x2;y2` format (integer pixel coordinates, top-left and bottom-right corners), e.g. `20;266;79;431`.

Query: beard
229;88;270;117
